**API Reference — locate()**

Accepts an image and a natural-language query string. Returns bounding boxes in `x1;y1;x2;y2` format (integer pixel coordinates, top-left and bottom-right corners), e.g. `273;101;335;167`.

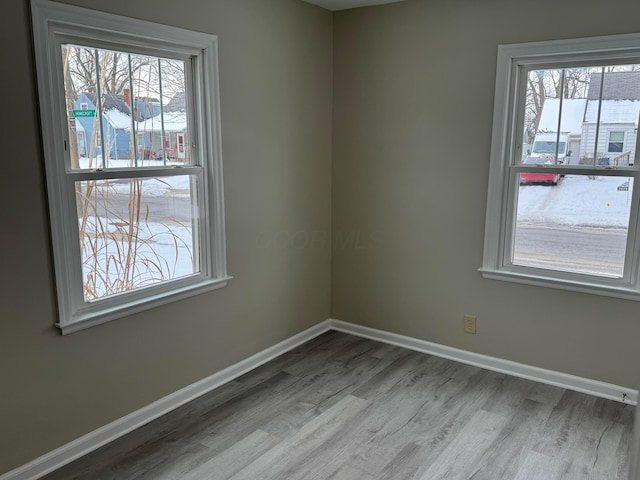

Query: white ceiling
303;0;407;11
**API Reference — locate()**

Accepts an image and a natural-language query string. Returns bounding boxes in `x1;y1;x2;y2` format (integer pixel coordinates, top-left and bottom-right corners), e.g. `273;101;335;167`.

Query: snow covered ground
80;215;195;300
514;175;633;277
78;158;634;226
517;175;633;228
76;158;196;299
77;164;634;297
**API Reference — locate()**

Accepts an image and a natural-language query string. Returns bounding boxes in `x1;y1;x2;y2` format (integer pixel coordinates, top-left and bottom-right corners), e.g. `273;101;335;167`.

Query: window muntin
482;35;640;300
31;0;228;333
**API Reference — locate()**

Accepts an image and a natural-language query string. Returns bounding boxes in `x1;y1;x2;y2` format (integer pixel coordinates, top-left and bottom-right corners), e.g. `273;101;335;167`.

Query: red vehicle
519;155;560;185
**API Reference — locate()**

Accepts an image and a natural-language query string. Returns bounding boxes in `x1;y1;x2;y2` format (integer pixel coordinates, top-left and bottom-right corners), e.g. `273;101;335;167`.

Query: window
481;34;640;301
31;0;229;333
609;131;625;153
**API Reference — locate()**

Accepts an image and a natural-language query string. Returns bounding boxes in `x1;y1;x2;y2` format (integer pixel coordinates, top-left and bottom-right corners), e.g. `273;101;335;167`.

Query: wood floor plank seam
39;331;634;480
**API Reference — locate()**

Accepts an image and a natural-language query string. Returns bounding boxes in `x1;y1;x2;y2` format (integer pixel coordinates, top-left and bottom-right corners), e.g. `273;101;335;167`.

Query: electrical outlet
464;315;477;334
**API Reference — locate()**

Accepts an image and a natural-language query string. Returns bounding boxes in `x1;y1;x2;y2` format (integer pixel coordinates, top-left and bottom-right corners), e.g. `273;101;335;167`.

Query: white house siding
580;122;638;165
577;100;640;165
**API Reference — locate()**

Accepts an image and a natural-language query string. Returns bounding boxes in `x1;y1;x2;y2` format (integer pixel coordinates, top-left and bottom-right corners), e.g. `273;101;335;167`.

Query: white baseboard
0;320;332;480
4;317;637;480
328;318;638;406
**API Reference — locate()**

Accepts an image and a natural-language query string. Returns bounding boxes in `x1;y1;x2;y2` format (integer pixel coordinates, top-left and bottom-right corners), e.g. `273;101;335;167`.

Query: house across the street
537;71;640;166
72;89;163;162
74;92;133;161
137;92;189;161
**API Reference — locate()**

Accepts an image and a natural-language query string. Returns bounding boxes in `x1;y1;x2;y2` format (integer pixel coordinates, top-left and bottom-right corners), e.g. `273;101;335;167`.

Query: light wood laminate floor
42;331;634;479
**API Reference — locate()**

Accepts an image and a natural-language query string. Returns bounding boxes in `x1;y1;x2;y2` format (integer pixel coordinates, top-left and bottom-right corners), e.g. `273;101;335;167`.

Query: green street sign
73;109;96;117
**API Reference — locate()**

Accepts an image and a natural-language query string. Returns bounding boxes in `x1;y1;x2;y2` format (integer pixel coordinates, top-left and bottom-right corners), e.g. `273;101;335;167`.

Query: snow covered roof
103;108;133;130
584;100;640;125
138;111;187;132
538;98;586;135
82;92;133;130
85;92;131;115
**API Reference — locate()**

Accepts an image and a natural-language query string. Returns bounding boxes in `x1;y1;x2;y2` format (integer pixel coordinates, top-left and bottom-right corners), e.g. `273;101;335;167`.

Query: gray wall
5;0;640;474
332;0;640;391
1;0;332;474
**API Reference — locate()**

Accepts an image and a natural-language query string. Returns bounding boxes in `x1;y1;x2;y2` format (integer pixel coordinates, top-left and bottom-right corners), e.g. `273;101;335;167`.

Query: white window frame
31;0;229;334
481;33;640;301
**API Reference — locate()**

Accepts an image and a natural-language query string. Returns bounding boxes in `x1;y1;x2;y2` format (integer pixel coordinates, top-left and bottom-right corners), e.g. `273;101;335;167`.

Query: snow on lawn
517;175;633;227
80;215;195;300
76;158;195;298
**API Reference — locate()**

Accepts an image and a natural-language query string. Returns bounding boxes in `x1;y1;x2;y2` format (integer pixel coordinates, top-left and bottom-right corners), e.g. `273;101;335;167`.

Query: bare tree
66;47;149;95
524;65;640;143
65;46;186;102
524;68;591;143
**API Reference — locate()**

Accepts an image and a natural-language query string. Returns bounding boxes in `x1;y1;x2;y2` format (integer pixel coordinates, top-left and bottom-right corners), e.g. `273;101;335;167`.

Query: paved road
513;223;627;277
79;184;194;224
81;183;629;277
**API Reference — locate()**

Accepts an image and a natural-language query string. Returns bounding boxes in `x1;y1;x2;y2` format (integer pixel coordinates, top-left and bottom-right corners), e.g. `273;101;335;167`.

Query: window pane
521;67;593;166
62;44;188;170
513;175;632;277
76;175;199;301
138;59;190;164
610;131;625;141
521;65;640;167
609;131;625;153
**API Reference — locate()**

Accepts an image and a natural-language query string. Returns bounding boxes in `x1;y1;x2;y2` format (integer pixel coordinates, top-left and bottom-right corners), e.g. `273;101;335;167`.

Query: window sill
479;267;640;302
56;276;233;335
